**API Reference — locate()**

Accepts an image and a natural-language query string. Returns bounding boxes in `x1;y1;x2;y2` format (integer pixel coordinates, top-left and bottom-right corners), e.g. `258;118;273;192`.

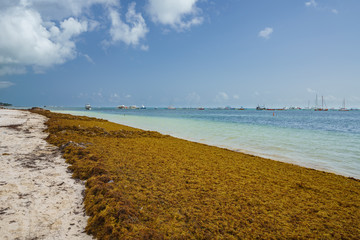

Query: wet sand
0;109;92;239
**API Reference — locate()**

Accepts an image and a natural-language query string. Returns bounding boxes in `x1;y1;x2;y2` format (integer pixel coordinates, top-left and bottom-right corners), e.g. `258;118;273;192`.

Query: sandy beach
0;109;92;239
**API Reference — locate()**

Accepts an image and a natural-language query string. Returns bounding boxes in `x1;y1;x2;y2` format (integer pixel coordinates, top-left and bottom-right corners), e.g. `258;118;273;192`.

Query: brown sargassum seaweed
31;109;360;239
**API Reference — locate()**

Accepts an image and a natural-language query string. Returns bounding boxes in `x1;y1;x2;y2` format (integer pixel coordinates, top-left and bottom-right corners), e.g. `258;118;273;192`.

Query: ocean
51;107;360;179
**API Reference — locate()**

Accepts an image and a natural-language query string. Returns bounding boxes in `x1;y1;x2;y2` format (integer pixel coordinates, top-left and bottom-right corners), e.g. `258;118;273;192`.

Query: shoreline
30;108;360;239
52;109;359;180
0;109;92;239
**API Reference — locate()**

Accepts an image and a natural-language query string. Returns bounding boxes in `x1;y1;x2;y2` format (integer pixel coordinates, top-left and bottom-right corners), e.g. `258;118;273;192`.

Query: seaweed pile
31;109;360;239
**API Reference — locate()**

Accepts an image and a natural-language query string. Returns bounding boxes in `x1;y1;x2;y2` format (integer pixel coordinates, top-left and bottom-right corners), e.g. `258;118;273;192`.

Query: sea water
51;108;360;179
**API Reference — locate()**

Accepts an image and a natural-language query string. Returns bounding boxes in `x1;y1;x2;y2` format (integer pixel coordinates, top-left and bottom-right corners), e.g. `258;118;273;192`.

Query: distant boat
237;107;245;110
256;105;266;110
266;108;285;111
140;105;146;109
339;99;349;111
168;106;176;110
129;105;139;109
85;104;91;110
198;107;205;110
314;95;328;111
117;105;127;109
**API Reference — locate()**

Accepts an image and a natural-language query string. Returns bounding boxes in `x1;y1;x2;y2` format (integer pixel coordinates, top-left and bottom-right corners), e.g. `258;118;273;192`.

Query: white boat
85;104;91;110
339;99;349;111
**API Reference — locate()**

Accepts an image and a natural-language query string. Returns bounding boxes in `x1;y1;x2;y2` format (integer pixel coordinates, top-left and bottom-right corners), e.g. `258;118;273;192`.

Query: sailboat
256;105;266;110
314;95;328;111
339;99;349;111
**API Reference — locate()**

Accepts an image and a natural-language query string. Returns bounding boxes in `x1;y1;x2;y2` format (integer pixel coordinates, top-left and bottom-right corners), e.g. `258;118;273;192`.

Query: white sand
0;109;93;240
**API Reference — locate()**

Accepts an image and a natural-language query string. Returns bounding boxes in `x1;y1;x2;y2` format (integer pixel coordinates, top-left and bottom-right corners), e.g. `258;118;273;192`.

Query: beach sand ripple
0;109;92;240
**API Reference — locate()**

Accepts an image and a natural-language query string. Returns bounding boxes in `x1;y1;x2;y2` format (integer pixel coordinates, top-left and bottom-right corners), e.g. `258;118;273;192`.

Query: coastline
0;109;92;239
30;108;360;239
52;109;360;179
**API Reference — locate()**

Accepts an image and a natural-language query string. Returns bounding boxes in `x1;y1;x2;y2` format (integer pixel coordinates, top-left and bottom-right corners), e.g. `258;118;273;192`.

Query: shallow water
51;108;360;179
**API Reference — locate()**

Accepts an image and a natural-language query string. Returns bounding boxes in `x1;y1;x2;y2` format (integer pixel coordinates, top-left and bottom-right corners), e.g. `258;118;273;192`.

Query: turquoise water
51;108;360;179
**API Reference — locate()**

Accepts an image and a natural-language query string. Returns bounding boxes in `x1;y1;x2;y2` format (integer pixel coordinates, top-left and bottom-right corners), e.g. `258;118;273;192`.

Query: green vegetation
31;109;360;239
0;102;12;106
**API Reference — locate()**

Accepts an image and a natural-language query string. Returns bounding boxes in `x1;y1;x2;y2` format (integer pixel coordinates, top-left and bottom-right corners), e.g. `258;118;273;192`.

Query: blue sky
0;0;359;108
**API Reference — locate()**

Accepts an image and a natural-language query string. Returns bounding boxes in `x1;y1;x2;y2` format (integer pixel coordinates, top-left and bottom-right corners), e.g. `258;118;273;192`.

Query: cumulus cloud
0;3;91;74
107;3;148;46
0;81;15;89
305;0;317;7
147;0;203;31
258;27;273;39
0;0;148;75
0;0;208;76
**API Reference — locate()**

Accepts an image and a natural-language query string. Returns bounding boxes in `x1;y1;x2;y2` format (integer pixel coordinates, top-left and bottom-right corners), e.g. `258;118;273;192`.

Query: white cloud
82;54;94;64
140;45;149;51
306;88;316;93
215;92;229;102
324;95;339;102
109;93;121;102
0;0;208;76
11;0;119;20
258;27;273;39
0;0;148;75
0;81;15;89
147;0;203;31
0;4;89;74
331;9;338;14
107;3;149;46
305;0;317;7
0;66;26;76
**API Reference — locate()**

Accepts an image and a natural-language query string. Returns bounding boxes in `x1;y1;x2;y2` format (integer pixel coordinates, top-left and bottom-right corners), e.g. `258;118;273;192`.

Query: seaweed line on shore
31;108;360;239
